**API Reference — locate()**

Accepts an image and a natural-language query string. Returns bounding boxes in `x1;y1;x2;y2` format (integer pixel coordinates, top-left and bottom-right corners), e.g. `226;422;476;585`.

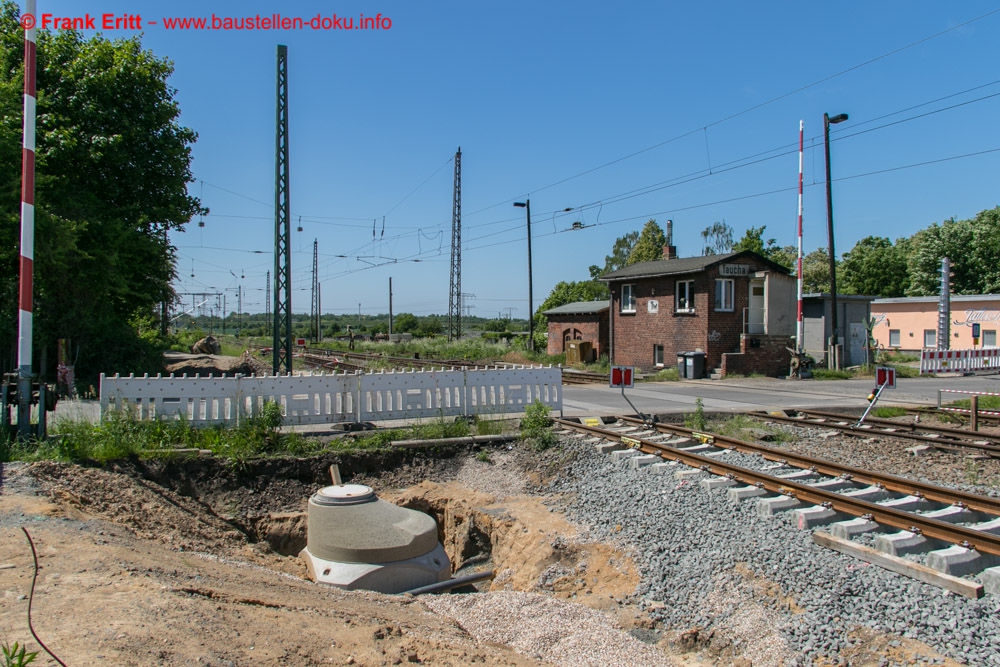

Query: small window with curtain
889;329;900;347
923;329;936;348
675;280;694;312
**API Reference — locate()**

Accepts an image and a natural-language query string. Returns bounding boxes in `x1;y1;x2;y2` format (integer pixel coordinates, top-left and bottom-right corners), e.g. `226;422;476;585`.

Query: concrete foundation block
727;485;769;502
777;470;822;482
757;494;802;517
700;476;736;492
921;505;983;524
649;462;673;475
664;437;693;447
676;443;720;455
596;442;625;454
808;478;860;493
839;484;891;502
630;454;662;470
830;517;879;539
926;545;1000;577
905;445;933;456
674;468;702;481
611;449;640;462
878;495;937;512
982;566;1000;596
874;530;938;557
969;517;1000;536
792;505;848;530
703;448;733;458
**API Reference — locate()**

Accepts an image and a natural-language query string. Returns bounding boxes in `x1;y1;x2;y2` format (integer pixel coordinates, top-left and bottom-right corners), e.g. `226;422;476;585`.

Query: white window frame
984;330;997;347
654;344;664;368
621;284;636;313
714;279;734;312
675;280;694;312
889;329;900;347
923;329;937;348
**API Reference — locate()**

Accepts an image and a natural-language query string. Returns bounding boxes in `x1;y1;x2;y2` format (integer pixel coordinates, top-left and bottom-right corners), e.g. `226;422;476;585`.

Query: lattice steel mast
447;147;462;341
310;238;319;342
272;45;292;374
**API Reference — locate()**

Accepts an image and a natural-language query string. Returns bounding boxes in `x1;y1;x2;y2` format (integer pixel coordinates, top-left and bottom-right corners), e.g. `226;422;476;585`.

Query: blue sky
21;1;1000;319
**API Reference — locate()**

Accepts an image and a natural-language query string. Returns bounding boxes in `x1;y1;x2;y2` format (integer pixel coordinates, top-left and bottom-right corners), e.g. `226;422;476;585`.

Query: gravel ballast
544;428;1000;666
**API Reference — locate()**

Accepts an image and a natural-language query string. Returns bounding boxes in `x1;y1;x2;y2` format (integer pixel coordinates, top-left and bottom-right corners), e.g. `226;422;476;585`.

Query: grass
642;367;680;382
947;395;1000;411
871;406;909;418
520;400;556;451
683;398;706;431
810;363;920;381
709;413;793;443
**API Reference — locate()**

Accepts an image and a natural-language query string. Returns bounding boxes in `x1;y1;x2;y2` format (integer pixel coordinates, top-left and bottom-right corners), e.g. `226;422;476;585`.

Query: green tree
839;236;910;297
701;221;734;255
417;316;443;337
626;219;667;264
536;279;608;328
588;230;639;279
802;247;835;293
905;207;1000;296
393;313;419;333
0;3;201;380
731;225;793;270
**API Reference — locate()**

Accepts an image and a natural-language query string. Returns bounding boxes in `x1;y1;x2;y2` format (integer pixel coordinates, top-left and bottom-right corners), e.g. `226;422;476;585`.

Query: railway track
750;409;1000;457
298;346;608;384
555;415;1000;598
560;370;608;384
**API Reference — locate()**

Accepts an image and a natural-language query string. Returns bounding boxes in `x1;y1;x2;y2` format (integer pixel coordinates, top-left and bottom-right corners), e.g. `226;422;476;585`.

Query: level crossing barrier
919;348;1000;374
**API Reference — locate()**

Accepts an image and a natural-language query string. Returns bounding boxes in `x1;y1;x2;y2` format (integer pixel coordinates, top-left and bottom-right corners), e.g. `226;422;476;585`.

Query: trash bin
686;351;706;379
677;352;689;378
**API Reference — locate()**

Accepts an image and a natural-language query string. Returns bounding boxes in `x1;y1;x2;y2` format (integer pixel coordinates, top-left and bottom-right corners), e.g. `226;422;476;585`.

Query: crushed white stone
423;590;676;666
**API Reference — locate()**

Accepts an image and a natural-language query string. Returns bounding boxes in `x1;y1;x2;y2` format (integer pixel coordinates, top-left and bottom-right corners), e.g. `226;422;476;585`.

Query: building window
714;279;734;311
889;329;900;347
654;344;664;368
676;280;694;312
621;284;636;313
923;329;936;348
984;330;997;347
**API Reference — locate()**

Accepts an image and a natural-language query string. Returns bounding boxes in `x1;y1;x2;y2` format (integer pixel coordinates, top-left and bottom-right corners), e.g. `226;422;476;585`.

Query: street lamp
513;200;533;352
824;111;848;369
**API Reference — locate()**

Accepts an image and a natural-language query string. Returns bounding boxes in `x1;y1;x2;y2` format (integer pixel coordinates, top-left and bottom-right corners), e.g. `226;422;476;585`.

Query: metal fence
99;366;562;426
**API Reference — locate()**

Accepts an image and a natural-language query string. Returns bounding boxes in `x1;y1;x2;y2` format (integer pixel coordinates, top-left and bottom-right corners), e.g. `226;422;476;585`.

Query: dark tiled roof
599;251;788;281
541;300;610;315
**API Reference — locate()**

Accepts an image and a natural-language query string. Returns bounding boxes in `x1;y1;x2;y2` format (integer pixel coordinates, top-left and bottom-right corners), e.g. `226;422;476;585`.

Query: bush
684;397;706;431
520;400;556;451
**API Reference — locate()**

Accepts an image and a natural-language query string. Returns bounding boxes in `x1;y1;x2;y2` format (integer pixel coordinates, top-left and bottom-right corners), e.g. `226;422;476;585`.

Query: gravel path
542;424;1000;666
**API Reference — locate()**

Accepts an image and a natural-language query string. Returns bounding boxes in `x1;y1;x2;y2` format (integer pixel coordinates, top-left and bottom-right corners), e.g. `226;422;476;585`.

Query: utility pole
389;277;394;336
448;147;462;341
273;45;292;374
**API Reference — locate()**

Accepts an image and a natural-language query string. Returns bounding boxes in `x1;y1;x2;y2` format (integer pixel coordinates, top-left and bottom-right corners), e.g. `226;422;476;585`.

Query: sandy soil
0;448;652;667
0;429;974;667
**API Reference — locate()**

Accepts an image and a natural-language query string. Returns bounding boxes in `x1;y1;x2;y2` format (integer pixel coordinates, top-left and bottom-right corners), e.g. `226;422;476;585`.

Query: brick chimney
662;219;677;259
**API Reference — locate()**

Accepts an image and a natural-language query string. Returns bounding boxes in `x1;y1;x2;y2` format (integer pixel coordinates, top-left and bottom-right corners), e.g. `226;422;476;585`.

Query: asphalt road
50;373;1000;425
559;373;1000;419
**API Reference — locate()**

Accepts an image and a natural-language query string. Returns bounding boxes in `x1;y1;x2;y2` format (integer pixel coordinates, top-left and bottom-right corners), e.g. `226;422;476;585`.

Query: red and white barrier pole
795;120;804;353
18;0;37;437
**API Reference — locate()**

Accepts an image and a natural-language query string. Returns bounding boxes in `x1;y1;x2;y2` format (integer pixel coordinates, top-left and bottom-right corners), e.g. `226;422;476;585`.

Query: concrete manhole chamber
300;483;451;594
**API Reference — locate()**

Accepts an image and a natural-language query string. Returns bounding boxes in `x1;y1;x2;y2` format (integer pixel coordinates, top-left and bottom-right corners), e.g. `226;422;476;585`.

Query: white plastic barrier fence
919;348;1000;374
100;366;562;426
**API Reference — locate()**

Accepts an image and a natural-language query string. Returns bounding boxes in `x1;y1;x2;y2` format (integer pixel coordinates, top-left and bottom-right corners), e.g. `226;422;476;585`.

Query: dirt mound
162;349;271;377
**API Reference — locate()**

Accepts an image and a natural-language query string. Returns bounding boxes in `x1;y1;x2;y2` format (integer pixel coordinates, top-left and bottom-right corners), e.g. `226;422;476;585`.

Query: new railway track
750;409;1000;457
555;415;1000;597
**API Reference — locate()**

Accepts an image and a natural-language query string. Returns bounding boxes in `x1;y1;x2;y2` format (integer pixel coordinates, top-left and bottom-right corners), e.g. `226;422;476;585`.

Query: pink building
871;295;1000;351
